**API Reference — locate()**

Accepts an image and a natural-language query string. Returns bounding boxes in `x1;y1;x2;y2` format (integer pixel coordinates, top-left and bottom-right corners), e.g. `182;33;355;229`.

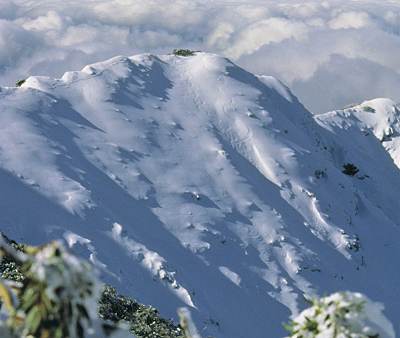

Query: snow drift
0;52;399;337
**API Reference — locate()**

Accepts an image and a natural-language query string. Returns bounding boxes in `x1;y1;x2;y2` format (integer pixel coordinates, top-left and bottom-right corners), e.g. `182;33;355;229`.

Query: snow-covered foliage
0;238;130;338
99;285;183;338
1;52;400;337
286;292;395;338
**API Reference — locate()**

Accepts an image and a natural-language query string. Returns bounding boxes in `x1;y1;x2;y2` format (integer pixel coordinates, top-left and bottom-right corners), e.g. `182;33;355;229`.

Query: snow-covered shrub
0;234;186;338
342;163;359;176
99;285;184;338
346;235;361;252
15;79;26;87
0;238;128;338
314;169;327;179
362;106;376;113
173;49;196;57
0;235;25;282
380;127;394;142
285;292;395;338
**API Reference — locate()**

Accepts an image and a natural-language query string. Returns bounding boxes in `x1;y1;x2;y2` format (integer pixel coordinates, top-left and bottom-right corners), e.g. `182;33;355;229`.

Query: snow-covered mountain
0;53;399;337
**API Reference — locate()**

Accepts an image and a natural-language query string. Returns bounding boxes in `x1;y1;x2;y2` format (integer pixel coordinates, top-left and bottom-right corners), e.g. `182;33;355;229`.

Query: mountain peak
1;53;400;337
317;97;400;168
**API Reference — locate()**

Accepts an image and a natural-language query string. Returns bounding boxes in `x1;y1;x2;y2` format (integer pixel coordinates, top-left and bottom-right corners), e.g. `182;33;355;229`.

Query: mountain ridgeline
0;52;399;337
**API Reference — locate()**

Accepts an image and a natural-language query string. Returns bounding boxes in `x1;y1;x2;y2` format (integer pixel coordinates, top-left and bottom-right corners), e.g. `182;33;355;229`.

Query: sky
1;0;400;113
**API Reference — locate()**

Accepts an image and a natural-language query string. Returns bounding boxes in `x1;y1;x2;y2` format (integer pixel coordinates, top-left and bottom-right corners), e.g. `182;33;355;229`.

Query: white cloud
207;22;235;49
20;10;64;32
329;11;371;30
1;0;400;112
225;18;308;59
0;19;41;68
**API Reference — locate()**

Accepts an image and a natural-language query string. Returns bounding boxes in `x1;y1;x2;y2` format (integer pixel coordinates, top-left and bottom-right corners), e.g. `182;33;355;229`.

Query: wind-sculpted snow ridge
0;53;399;337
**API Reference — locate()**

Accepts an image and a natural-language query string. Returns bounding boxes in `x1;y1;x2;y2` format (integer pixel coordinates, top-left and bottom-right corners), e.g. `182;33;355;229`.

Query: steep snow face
0;53;399;337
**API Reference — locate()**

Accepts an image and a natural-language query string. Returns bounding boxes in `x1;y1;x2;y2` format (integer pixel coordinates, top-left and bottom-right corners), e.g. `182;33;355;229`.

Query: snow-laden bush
0;234;186;338
342;163;359;176
285;292;395;338
362;106;376;113
173;49;196;57
0;238;129;338
15;79;26;87
99;285;184;338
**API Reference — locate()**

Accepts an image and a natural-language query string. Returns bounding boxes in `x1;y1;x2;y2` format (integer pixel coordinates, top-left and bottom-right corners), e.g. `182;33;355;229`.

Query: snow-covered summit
0;53;399;337
317;98;400;167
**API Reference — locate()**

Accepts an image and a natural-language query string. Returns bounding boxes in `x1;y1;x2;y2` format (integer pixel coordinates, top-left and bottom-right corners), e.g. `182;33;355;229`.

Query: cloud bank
1;0;400;112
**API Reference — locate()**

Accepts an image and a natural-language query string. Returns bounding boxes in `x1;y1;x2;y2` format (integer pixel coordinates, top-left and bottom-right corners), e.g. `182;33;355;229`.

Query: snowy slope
0;53;399;337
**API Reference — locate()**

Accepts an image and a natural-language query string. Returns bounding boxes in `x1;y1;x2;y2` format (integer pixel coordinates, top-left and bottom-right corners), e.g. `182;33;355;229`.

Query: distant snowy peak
317;98;400;167
318;98;399;141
